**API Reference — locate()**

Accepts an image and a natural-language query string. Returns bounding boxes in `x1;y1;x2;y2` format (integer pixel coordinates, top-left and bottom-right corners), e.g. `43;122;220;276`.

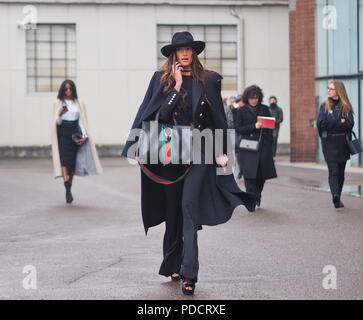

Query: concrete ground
0;157;362;300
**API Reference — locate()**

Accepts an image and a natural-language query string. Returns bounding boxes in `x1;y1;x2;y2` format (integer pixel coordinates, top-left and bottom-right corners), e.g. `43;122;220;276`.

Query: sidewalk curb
276;161;363;174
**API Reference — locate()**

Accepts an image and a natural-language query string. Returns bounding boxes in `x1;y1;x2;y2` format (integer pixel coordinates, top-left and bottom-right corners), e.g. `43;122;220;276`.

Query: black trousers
272;135;278;157
235;148;244;175
272;128;280;157
158;164;199;282
244;163;265;202
327;161;346;197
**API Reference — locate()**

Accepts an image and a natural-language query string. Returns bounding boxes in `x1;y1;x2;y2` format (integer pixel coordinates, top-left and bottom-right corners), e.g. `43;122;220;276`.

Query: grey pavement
0;157;362;300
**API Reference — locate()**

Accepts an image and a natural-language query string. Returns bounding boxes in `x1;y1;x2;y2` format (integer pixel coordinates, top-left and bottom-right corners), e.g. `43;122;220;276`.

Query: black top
173;75;193;125
158;75;194;126
245;104;259;115
329;97;340;108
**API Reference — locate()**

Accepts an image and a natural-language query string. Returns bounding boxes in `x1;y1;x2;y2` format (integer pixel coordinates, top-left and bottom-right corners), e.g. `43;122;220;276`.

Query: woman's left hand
76;137;88;145
216;154;228;171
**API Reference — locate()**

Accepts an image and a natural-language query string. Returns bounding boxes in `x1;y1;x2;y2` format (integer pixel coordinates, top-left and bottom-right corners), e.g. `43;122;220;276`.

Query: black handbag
239;129;263;152
346;131;363;155
137;110;193;166
72;132;83;143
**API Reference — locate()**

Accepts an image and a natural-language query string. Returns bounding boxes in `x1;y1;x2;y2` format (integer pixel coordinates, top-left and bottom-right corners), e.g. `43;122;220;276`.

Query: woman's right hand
255;122;262;129
172;62;183;92
59;107;68;117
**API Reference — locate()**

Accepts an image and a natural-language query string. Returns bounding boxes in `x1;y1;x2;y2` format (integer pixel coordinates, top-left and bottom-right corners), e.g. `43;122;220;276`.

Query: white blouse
56;99;87;137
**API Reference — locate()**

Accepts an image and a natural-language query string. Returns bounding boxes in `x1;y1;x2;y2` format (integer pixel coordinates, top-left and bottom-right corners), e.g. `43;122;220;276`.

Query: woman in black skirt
122;31;255;295
317;80;355;208
56;80;88;203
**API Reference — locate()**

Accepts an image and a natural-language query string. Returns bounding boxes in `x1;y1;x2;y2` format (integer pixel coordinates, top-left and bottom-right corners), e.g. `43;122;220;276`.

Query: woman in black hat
122;31;255;295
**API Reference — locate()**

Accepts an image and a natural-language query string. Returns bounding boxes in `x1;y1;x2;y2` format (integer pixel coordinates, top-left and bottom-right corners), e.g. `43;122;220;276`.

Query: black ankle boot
64;181;73;204
256;193;261;207
332;194;340;208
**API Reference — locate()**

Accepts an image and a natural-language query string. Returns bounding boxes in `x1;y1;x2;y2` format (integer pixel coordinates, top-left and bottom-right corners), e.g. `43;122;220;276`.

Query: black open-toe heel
171;273;181;281
182;280;195;296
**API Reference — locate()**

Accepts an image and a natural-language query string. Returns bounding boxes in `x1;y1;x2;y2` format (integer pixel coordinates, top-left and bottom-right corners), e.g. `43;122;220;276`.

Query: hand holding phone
172;58;183;91
59;103;68;116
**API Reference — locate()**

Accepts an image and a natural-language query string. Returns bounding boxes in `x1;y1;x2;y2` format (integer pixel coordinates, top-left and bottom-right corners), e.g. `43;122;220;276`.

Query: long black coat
235;104;277;180
317;103;354;163
122;71;256;234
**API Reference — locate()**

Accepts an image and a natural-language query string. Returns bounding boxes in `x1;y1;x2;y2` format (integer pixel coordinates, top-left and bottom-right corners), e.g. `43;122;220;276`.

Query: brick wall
289;0;317;162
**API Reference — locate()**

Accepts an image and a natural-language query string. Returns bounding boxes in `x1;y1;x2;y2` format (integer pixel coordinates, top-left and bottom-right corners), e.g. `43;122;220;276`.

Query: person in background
223;97;228;107
235;85;277;208
268;96;283;157
228;96;237;123
224;96;235;129
51;80;103;203
317;80;355;208
234;94;245;179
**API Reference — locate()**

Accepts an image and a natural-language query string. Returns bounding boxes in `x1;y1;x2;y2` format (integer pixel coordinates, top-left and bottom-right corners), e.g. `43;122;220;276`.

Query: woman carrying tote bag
122;31;255;296
51;79;103;203
317;80;355;208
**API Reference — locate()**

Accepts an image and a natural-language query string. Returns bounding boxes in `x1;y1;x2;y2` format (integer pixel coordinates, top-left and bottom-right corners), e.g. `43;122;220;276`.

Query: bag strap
258;128;263;142
138;161;192;185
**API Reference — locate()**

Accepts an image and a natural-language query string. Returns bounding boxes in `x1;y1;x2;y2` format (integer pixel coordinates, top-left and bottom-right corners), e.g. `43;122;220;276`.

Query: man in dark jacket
268;96;283;157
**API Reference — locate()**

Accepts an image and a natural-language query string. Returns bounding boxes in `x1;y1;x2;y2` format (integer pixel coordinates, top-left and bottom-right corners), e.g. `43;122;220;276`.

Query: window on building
157;25;237;91
315;0;362;166
316;0;358;76
26;24;76;93
359;0;363;71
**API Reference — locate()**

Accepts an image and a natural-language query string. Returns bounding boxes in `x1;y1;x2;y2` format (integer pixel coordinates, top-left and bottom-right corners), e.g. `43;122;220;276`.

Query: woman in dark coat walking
235;85;277;207
317;80;355;208
122;31;255;295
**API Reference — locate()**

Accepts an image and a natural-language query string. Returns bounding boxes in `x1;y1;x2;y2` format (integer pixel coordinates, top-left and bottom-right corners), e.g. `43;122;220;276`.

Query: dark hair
160;49;208;101
269;96;278;102
57;79;78;101
242;85;264;105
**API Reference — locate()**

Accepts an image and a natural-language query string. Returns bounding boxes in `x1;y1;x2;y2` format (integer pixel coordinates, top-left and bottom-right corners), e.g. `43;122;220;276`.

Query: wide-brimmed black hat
161;31;205;58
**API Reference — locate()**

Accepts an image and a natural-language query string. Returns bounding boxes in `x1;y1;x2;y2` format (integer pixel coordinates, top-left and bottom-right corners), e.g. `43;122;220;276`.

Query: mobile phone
173;55;183;72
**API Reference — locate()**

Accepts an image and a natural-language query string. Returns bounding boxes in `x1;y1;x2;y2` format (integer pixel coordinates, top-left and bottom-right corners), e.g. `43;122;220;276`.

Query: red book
257;116;276;129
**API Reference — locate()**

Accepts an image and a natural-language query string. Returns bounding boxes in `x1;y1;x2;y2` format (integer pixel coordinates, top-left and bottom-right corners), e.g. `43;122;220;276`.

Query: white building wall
0;2;290;148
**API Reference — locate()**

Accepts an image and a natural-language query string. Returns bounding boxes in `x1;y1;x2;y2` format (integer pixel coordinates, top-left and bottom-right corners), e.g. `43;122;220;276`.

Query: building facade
290;0;362;167
0;0;289;156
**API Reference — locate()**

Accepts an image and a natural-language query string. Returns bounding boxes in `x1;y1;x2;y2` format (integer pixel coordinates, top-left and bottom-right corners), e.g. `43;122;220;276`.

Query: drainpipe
230;6;245;91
